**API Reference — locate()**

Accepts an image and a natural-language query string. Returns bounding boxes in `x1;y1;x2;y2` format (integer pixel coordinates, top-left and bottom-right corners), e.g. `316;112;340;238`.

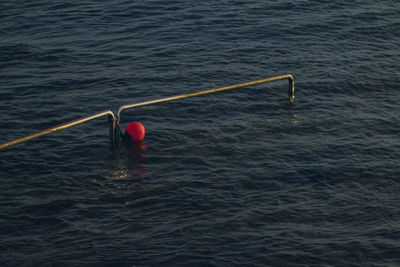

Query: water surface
1;0;399;265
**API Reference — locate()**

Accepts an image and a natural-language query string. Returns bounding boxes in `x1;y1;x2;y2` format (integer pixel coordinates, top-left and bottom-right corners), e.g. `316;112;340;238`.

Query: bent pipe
115;74;294;145
0;110;116;151
0;74;294;150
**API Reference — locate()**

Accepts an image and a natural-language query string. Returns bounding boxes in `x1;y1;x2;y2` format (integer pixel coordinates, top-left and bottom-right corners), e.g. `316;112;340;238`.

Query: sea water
1;0;399;265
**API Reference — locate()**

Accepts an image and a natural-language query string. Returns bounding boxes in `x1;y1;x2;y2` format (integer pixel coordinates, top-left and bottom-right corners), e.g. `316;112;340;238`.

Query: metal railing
0;74;294;150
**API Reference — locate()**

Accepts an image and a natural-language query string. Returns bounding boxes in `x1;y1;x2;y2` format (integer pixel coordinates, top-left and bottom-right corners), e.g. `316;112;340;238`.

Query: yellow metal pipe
0;110;116;150
114;74;294;145
118;74;294;118
0;74;294;150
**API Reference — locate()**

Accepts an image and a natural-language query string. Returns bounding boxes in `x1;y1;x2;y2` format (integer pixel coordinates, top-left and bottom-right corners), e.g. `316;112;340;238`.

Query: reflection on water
104;167;129;180
104;140;148;180
289;102;299;125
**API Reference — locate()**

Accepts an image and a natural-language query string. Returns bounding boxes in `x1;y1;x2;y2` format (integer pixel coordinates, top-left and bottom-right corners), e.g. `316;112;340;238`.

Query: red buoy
126;122;145;141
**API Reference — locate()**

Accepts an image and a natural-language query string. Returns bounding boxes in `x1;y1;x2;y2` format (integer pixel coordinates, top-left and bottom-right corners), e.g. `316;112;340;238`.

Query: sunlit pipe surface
118;74;294;117
0;74;294;150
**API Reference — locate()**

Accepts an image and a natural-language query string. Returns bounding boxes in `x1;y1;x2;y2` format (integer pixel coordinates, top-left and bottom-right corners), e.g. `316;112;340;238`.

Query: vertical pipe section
288;74;295;102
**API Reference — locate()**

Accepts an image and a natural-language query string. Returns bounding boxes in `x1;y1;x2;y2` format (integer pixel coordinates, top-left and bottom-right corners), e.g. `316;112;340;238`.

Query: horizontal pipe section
118;74;294;118
0;110;116;150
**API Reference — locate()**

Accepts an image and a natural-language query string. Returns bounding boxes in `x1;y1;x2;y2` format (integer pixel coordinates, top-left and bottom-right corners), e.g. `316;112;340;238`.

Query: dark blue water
1;0;399;265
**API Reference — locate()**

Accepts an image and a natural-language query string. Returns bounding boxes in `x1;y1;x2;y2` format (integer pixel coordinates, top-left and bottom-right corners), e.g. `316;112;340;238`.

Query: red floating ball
126;121;145;141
